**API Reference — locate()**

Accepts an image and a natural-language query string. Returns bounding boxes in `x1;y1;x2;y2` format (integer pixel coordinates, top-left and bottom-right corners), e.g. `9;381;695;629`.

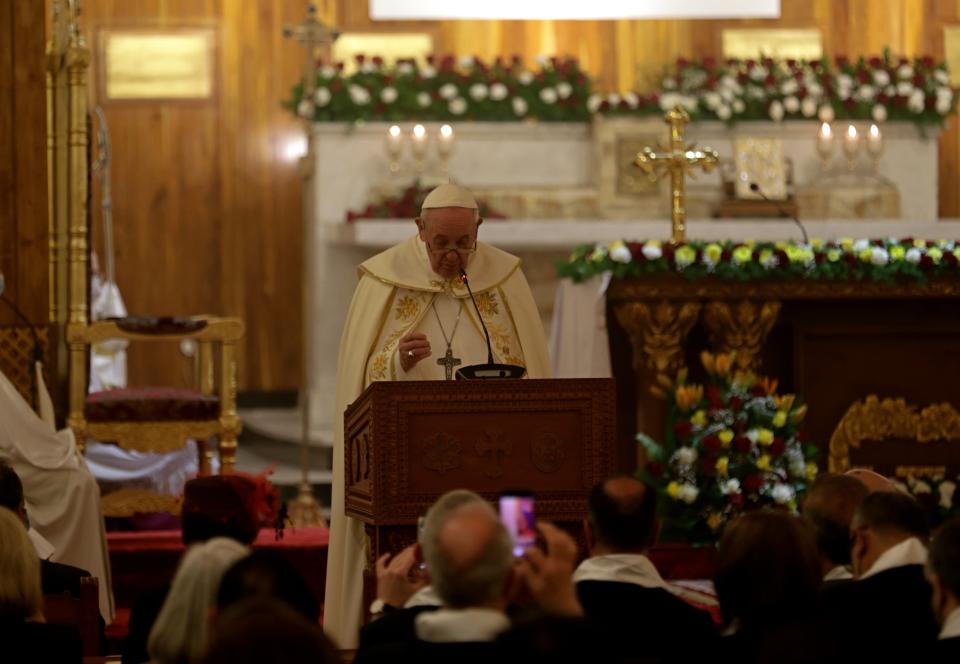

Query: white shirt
823;565;853;582
404;584;442;608
941;607;960;640
859;537;928;580
574;553;718;608
414;607;510;643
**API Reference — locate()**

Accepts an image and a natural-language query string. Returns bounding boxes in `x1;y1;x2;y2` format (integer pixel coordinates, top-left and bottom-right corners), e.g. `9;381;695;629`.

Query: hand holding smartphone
498;490;536;557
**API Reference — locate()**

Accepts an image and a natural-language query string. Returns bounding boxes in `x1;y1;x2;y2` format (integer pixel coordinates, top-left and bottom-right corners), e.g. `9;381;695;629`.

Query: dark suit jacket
357;605;439;653
576;580;718;662
354;639;500;664
122;584;170;664
40;559;90;598
820;564;938;659
718;621;841;664
931;635;960;657
0;620;82;663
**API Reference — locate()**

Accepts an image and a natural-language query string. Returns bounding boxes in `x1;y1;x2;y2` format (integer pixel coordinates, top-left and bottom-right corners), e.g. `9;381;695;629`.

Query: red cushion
85;387;219;422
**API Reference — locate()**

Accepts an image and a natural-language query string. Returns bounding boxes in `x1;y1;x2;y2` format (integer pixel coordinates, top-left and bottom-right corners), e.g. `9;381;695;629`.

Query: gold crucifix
634;106;719;244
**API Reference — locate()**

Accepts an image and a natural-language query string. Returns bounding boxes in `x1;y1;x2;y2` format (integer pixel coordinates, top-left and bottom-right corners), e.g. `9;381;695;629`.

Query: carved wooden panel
0;327;50;410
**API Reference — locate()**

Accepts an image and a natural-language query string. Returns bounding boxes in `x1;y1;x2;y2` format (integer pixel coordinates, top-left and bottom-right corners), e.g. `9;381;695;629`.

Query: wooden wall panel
67;0;960;393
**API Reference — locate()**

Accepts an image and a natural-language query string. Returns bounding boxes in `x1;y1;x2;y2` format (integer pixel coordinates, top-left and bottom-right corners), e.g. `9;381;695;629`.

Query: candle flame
388;124;401;138
847;124;858;139
412;124;426;139
820;122;832;138
869;124;880;138
439;124;453;139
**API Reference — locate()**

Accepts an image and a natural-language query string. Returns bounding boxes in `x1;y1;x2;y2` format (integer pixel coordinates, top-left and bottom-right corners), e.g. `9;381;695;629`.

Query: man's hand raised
398;332;431;372
517;522;583;617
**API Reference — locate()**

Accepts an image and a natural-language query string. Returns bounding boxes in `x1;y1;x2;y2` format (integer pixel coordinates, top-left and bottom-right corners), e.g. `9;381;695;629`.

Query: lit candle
412;123;427;141
411;123;428;171
867;123;883;155
815;122;834;170
386;124;403;172
842;124;859;169
437;123;455;172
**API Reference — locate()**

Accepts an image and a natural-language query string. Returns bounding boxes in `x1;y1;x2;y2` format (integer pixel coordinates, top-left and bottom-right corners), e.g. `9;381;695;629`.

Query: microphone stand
453;255;525;380
749;182;809;245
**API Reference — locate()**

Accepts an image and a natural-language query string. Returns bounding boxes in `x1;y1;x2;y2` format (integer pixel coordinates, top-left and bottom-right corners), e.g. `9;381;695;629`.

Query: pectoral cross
634;106;720;244
437;347;462;380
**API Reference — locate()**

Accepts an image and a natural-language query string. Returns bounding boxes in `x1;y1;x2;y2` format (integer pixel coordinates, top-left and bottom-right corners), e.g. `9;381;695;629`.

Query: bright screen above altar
369;0;780;20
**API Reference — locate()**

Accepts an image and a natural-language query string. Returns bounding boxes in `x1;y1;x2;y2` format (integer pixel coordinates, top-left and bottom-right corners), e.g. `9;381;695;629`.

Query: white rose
534;54;548;67
750;65;768;81
784;96;800;113
396;62;414;76
716;105;732;121
420;65;437;79
518;71;534;85
659;93;678;111
761;252;779;269
769;100;785;121
587;94;603;113
673;446;698;465
296;99;314;119
939;481;956;509
936;69;950;85
905;247;922;264
609;243;632;263
747;86;766;100
680;95;699;112
314;87;331;107
360;62;376;74
458;55;475;69
857;84;876;101
511;96;528;116
608;92;622;106
319;65;336;79
870;69;889;87
872;104;888;122
937;87;954;103
662;76;678;90
557;81;573;99
733;99;746;113
780;79;799;96
818;105;835;122
704;92;722;109
380;86;398;104
641;241;663;260
417;91;432;108
853;238;871;252
807;82;823;98
721;479;741;495
908;89;925;113
439;83;459;100
469;83;488;101
897;80;914;96
448;97;468;115
937;97;952;115
539;87;559;104
870;247;890;266
490;82;508;101
679;484;699;504
348;84;370;105
771;484;795;505
623;91;639;108
898;64;914;79
801;97;818;117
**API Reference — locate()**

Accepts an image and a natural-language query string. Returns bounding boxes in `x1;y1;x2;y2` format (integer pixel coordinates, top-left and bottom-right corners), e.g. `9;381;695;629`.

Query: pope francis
323;183;551;646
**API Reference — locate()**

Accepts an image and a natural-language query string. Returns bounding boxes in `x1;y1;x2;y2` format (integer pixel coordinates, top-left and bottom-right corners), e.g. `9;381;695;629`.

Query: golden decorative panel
333;32;434;73
944;27;960;87
100;29;215;101
617;136;663;197
721;29;823;61
734;137;787;200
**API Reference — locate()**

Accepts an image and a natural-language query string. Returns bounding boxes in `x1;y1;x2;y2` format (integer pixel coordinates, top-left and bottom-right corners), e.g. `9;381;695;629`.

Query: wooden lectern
344;378;616;610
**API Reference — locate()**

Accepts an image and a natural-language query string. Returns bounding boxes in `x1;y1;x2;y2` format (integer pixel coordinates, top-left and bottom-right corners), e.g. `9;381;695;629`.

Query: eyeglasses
424;238;477;256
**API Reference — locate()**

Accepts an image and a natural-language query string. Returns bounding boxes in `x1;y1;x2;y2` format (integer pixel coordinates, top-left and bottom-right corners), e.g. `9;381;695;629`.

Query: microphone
454;263;525;380
749;182;809;245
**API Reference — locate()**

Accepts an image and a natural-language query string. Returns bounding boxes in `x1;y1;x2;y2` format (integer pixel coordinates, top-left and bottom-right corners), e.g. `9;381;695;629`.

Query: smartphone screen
499;492;536;557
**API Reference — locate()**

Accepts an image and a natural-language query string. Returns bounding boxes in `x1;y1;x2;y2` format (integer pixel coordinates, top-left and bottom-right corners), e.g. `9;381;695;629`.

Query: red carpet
106;527;329;640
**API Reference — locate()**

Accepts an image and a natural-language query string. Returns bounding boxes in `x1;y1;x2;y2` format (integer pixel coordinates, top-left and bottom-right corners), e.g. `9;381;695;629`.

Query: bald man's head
587;476;657;553
423;503;513;609
802;473;870;566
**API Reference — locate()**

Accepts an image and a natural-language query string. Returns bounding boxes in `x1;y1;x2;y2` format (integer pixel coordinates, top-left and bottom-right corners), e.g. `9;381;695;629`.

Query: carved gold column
217;336;241;473
702;300;781;372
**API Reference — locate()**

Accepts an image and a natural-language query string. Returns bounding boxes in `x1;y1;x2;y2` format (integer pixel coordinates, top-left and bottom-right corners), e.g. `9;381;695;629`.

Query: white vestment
323;236;550;647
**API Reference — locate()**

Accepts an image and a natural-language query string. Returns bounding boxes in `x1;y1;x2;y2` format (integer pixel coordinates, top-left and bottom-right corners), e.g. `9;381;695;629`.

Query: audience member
215;549;320;623
575;476;717;661
0;506;82;663
714;510;835;663
926;517;960;656
203;598;338;664
146;537;248;664
123;474;265;664
801;473;869;585
821;490;937;659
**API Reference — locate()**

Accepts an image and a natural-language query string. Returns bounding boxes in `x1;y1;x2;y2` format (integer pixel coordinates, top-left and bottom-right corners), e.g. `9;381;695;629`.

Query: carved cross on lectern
283;4;340;117
634;106;720;244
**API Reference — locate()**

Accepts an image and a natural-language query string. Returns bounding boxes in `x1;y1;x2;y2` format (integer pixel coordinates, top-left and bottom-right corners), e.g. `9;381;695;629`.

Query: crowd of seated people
3;464;960;663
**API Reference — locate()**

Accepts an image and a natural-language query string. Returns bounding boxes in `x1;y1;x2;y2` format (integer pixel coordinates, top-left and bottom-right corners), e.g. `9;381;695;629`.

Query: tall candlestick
437;124;454;173
867;123;883;172
411;123;428;172
816;122;834;171
386;124;403;173
843;124;859;170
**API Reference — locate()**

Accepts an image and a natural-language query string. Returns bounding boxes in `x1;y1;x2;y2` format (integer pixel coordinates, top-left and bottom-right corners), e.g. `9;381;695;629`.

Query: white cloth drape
549;275;613;378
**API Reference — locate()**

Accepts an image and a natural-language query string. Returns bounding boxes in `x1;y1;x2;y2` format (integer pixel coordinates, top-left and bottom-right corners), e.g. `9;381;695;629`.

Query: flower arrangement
345;180;506;222
286;51;954;129
286;54;592;123
557;238;960;284
638;352;818;544
891;473;960;527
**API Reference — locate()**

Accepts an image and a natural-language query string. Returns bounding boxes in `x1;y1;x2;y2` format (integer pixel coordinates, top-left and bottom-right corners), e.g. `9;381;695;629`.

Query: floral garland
891;474;960;528
599;50;956;126
285;51;955;128
287;54;591;123
557;238;960;284
345;180;506;222
639;351;818;544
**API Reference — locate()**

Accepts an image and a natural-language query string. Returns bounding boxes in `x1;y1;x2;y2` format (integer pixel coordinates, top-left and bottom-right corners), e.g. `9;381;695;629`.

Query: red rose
857;69;870;83
336;62;345;71
676;56;690;68
769;438;786;458
426;55;436;65
726;58;738;67
745;58;756;69
920;255;934;269
797;87;808;100
511;54;522;65
764;74;777;87
382;74;394;85
835;55;849;67
627;241;645;260
786;58;797;68
743;474;763;493
894;94;907;108
944;251;958;266
598;100;611;112
662;243;676;263
810;59;822;69
814;252;825;265
795;429;807;442
737;72;749;85
901;236;914;244
762;57;774;69
734;435;752;454
674;421;693;440
729;396;743;412
372;55;384;66
702;435;722;456
843;98;856;111
843;253;858;267
868;56;884;68
921;55;935;68
702;458;717;475
729;493;745;508
330;79;343;92
355;54;366;64
877;93;889;104
703;56;716;69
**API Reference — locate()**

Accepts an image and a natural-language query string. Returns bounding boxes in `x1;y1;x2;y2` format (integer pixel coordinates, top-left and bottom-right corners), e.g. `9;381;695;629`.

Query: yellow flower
774;241;787;250
791;404;808;424
758;248;774;265
914;238;927;248
732;246;753;264
718;430;734;446
743;239;756;248
732;371;755;389
757;429;774;446
889;245;905;261
701;351;736;377
704;243;723;262
858;248;873;262
772;411;787;428
755;376;779;396
707;512;724;531
954;247;960;263
757;455;771;470
839;237;854;250
608;239;626;252
928;247;943;263
690;410;707;427
716;456;729;477
806;462;818;482
675;245;697;266
811;238;823;250
666;481;681;499
827;248;842;262
674;384;704;412
773;394;796;412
